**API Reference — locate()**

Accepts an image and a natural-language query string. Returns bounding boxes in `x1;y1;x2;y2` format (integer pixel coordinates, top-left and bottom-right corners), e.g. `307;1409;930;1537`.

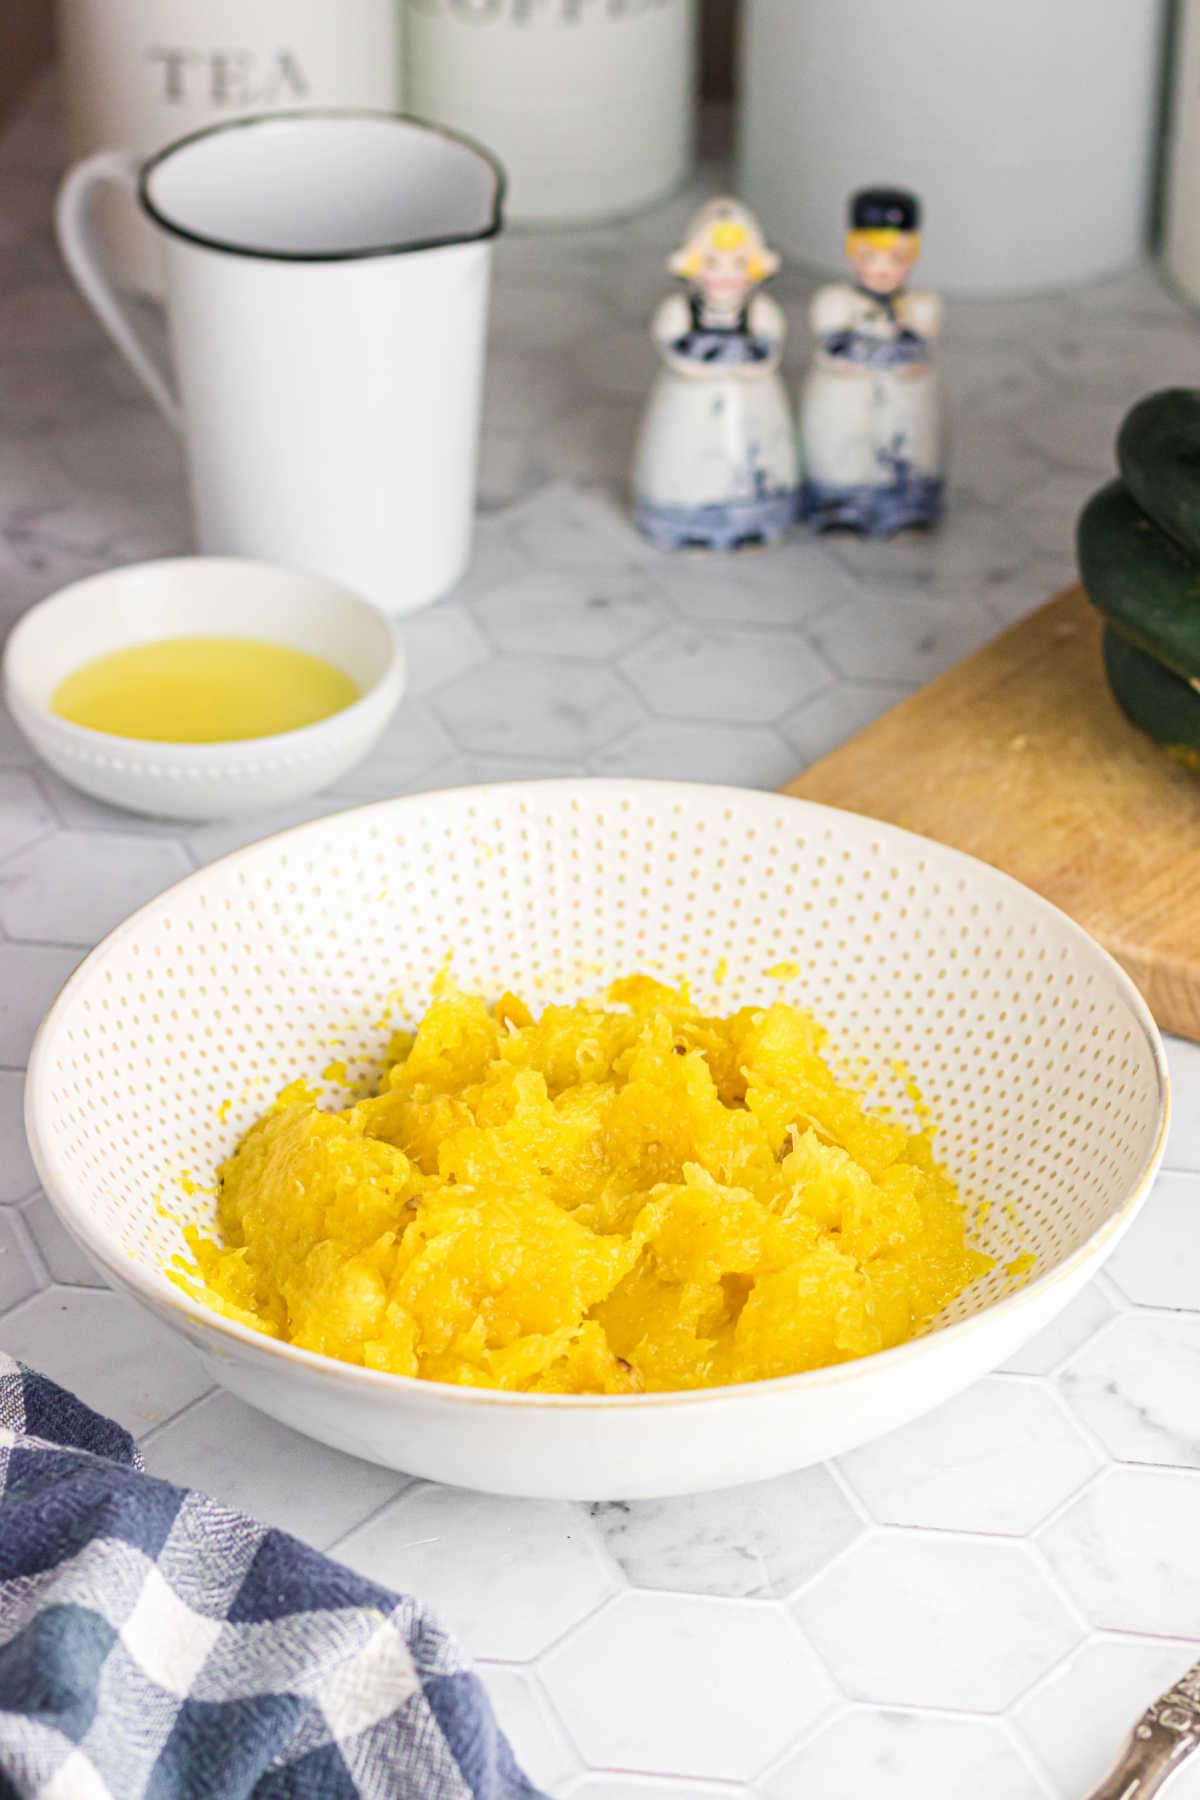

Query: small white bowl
3;557;404;821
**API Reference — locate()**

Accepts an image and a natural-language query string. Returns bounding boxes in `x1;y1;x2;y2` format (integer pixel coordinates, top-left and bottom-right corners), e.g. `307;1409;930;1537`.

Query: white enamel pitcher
56;113;504;613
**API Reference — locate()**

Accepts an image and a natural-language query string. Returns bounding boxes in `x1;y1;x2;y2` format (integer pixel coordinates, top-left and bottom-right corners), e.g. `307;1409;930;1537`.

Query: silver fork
1085;1658;1200;1797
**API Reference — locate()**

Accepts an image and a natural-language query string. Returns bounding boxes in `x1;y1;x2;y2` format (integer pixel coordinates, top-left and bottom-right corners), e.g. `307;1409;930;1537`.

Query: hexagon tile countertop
3;77;1200;1800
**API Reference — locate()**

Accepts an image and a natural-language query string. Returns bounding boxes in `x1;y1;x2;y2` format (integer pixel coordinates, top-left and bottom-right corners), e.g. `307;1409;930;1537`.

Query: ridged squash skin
1077;478;1200;681
1103;623;1200;772
1117;387;1200;559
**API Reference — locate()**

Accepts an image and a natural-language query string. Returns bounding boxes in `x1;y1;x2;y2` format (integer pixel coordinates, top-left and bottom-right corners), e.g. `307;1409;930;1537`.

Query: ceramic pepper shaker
632;197;799;551
798;188;945;536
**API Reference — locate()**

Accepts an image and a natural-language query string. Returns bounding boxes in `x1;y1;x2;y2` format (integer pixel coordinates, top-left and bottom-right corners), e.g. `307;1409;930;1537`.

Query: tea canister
405;0;696;226
56;0;402;295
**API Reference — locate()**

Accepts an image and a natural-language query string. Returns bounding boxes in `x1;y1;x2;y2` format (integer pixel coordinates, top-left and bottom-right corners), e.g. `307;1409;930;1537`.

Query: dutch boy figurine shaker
799;188;944;536
633;198;799;551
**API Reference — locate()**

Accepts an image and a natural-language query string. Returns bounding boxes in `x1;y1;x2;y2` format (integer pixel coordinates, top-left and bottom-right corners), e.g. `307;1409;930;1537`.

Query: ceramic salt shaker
632;198;799;551
798;188;944;535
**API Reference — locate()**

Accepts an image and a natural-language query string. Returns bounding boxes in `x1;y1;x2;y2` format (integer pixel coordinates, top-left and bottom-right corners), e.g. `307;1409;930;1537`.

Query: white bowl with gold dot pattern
25;780;1169;1499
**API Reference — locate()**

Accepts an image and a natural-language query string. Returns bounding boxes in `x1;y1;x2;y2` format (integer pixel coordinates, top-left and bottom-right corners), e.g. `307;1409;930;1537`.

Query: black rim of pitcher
137;108;506;264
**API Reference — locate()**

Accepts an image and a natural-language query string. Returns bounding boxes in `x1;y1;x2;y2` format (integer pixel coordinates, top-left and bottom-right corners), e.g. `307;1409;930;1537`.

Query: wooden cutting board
785;586;1200;1042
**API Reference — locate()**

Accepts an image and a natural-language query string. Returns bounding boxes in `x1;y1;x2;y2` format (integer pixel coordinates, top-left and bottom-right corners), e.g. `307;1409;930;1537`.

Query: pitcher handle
55;149;182;428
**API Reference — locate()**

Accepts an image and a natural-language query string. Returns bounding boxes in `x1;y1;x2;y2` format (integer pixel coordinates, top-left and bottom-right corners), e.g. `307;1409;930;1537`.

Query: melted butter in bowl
53;636;360;744
3;556;404;820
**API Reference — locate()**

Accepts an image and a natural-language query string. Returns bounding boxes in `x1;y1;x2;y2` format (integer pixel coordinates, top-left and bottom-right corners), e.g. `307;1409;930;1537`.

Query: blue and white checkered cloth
0;1357;543;1799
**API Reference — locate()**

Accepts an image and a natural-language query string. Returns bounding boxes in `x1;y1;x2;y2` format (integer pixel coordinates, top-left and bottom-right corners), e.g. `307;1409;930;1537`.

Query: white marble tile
780;681;913;768
1058;1312;1200;1469
764;1709;1047;1800
477;1665;579;1794
140;1389;407;1551
1014;396;1126;477
587;1465;863;1600
487;281;608;354
809;591;998;685
183;793;358;868
332;699;462;798
0;169;60;253
974;555;1079;629
938;339;1051;419
0;768;54;862
1075;265;1185;324
651;539;858;629
397;601;491;698
434;657;644;758
334;1486;617;1662
0;942;83;1066
0;1068;38;1200
0;1206;42;1311
464;754;586;784
475;567;669;660
20;1191;104;1288
1008;470;1099;557
838;1377;1100;1535
0;698;36;766
546;399;640;485
477;429;544;513
822;499;1034;597
51;404;186;500
1036;320;1200;404
1000;1280;1117;1375
949;292;1078;348
1038;1465;1200;1634
1108;1170;1200;1310
484;347;576;436
9;488;190;578
1015;1635;1200;1800
1165;1038;1200;1171
576;326;659;400
337;751;475;807
621;625;827;724
953;417;1049;504
503;482;653;574
2;1288;211;1437
0;346;122;434
542;1591;834;1781
590;718;796;788
32;768;189;838
0;830;191;945
0;433;78;520
795;1533;1081;1710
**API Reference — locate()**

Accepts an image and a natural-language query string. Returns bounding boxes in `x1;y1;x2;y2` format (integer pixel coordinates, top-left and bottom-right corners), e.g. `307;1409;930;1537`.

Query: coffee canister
739;0;1166;295
56;0;402;295
405;0;696;226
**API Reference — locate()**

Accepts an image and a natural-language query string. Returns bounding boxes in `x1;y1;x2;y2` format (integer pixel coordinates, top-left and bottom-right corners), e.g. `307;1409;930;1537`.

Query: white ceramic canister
738;0;1167;295
405;0;696;226
56;0;402;295
1164;0;1200;308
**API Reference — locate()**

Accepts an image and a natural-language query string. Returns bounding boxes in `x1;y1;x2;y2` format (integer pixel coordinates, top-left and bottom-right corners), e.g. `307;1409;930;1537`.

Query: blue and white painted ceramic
633;197;799;552
799;281;945;537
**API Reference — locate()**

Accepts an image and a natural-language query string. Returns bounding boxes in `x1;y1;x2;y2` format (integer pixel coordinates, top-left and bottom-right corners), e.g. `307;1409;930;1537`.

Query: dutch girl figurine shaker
799;188;944;536
633;198;799;551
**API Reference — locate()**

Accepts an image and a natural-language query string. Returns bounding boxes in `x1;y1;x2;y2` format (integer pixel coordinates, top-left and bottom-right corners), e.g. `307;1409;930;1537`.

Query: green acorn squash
1103;624;1200;773
1117;387;1200;559
1076;478;1200;681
